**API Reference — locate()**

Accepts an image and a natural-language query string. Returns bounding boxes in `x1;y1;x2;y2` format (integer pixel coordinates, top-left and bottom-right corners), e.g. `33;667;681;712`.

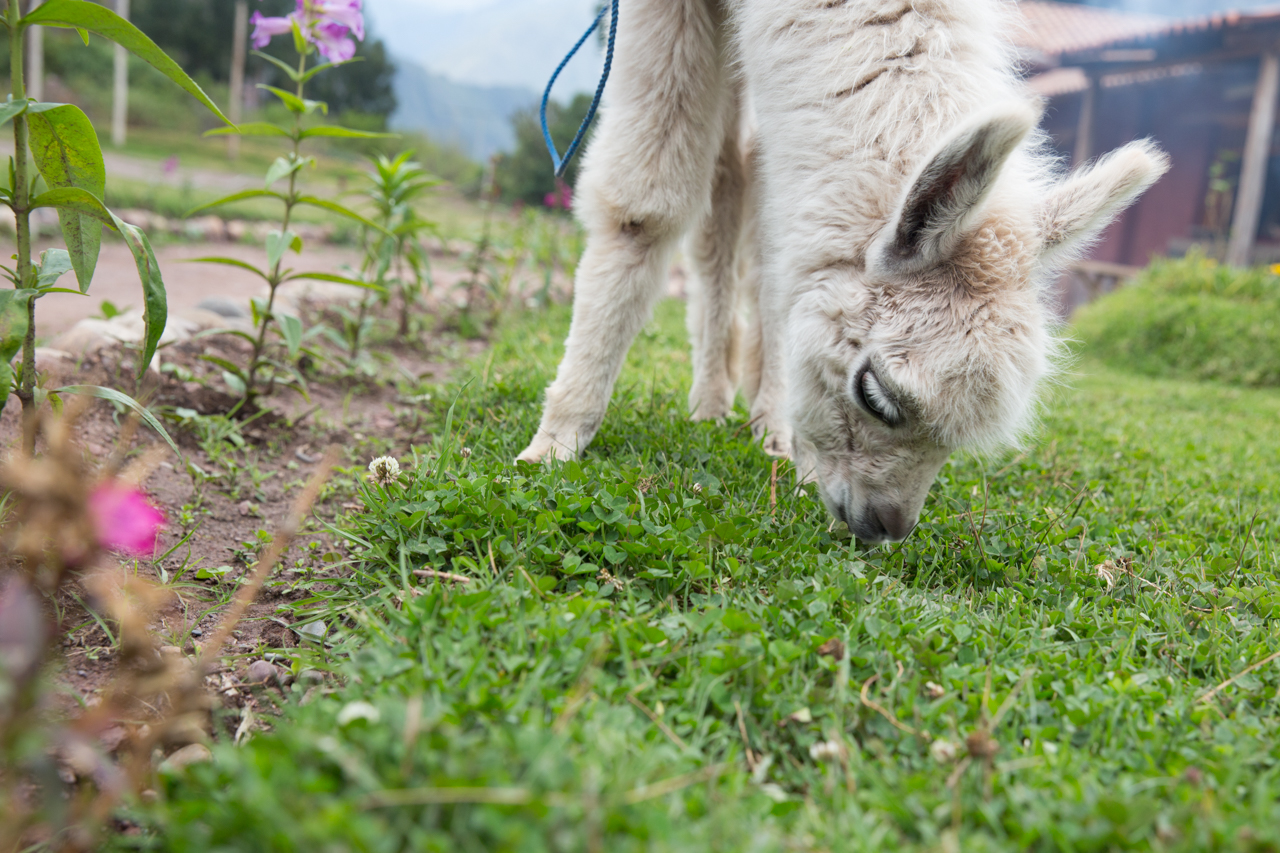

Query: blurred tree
495;92;593;208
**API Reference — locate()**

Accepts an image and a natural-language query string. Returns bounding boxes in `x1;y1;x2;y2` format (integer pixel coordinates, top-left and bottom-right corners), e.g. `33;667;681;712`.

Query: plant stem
244;51;307;402
9;1;38;453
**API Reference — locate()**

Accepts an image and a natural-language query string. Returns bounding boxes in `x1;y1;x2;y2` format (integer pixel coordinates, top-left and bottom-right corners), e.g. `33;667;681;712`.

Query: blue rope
541;0;619;178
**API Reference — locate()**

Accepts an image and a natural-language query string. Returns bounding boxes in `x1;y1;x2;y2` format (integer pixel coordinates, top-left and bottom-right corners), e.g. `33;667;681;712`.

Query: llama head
787;105;1169;543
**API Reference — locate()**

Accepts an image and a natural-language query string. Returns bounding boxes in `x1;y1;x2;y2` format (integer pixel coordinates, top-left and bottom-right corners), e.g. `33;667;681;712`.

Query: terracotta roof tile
1015;1;1169;57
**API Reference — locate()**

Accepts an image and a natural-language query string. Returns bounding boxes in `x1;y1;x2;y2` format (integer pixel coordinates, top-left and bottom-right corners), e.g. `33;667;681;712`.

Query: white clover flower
930;738;959;764
808;739;848;764
368;456;401;486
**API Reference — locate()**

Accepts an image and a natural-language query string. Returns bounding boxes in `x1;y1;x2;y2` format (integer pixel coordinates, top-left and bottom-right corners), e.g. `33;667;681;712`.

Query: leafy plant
361;151;439;338
188;9;391;404
0;0;230;452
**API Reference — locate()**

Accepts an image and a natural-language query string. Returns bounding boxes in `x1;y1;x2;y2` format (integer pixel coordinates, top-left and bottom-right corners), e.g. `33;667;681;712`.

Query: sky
368;0;604;95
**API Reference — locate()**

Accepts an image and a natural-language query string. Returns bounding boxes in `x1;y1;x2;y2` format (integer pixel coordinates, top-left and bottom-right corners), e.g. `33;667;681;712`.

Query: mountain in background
371;0;601;161
372;0;603;94
391;61;536;159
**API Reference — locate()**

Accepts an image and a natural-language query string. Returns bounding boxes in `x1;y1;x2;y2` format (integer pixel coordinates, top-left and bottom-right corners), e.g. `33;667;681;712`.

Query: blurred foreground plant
0;405;338;851
190;7;391;404
1;0;232;453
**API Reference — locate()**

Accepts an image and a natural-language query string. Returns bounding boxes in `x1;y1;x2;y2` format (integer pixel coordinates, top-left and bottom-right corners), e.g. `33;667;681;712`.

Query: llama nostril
874;505;916;542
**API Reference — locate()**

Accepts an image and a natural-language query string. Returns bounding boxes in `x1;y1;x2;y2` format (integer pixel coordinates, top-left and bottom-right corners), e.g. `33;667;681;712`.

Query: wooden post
1227;53;1280;267
1073;74;1096;166
228;0;249;160
111;0;130;148
27;0;43;103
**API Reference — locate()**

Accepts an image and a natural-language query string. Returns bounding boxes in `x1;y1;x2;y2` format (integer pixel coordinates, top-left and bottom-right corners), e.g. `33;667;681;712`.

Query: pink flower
545;182;573;211
88;482;166;558
252;0;364;63
311;20;359;62
250;10;294;50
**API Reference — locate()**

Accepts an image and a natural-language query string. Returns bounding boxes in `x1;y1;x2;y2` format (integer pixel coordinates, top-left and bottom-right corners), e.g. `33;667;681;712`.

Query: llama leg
750;281;793;458
687;89;746;422
518;0;729;463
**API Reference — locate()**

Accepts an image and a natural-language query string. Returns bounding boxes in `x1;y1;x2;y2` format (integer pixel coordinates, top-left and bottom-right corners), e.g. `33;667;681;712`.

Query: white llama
518;0;1168;543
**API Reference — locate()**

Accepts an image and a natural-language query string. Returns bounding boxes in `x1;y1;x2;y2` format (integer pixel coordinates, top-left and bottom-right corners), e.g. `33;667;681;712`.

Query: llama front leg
750;281;792;458
518;0;729;463
687;93;746;422
518;227;680;461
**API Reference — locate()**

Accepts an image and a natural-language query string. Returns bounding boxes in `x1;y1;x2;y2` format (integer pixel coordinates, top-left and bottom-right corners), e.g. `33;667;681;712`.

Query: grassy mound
1073;252;1280;387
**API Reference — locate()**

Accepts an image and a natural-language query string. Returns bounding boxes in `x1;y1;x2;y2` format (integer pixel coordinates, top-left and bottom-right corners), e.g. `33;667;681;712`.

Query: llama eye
855;368;902;427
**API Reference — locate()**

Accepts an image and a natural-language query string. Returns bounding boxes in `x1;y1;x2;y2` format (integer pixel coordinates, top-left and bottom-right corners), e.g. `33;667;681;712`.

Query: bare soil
2;298;486;709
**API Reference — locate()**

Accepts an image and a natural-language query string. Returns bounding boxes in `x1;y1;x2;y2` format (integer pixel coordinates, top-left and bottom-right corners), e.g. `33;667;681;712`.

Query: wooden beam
1227;52;1280;267
1074;75;1097;165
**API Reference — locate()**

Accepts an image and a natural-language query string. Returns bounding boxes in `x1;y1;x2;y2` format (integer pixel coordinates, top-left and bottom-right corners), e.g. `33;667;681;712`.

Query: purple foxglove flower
309;0;364;40
311;20;359;63
250;10;294;50
88;482;166;557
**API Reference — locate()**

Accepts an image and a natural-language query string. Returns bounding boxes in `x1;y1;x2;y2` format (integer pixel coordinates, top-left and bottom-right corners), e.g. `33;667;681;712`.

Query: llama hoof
515;432;577;464
751;418;792;458
688;382;735;422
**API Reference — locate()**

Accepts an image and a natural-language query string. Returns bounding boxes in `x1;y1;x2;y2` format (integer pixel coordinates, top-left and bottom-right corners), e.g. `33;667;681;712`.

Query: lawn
127;299;1280;852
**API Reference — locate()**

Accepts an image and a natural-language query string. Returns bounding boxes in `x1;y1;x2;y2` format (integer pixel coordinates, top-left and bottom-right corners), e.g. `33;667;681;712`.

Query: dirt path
29;239;369;337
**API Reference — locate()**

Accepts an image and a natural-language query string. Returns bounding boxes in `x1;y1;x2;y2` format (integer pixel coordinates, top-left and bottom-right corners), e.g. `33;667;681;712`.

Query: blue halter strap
540;0;620;178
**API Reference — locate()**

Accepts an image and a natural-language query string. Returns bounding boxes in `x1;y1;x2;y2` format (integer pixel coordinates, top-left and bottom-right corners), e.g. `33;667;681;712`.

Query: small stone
159;743;212;774
190;628;203;638
245;660;280;686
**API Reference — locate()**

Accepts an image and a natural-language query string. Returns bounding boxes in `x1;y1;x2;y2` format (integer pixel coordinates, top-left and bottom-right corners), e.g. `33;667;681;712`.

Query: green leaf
265;155;308;188
283;271;384;292
297;57;363;85
182;256;271;283
184;188;285;218
251;50;302;82
295;197;387;233
0;290;33;403
30;186;116;226
266;230;299;272
204;122;291;139
36;248;74;288
26;103;104;291
300;126;397;141
108;212;167;377
277;313;303;358
22;1;232;126
258;85;327;116
199;355;247;380
0;99;28;125
56;385;180;457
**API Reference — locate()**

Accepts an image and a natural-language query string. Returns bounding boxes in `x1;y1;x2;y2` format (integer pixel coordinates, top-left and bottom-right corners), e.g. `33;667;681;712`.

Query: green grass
124;300;1280;852
1074;253;1280;387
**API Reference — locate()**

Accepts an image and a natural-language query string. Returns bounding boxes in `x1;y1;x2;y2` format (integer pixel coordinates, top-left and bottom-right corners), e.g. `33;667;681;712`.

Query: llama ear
1037;139;1170;266
871;105;1038;275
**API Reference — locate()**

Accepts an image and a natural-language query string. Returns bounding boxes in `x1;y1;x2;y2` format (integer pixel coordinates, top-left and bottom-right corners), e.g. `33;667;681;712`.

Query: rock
196;297;251;319
245;660;280;686
158;743;211;774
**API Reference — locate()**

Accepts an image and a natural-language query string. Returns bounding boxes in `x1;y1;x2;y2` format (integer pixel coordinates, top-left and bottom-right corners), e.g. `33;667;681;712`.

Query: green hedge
1073;252;1280;387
